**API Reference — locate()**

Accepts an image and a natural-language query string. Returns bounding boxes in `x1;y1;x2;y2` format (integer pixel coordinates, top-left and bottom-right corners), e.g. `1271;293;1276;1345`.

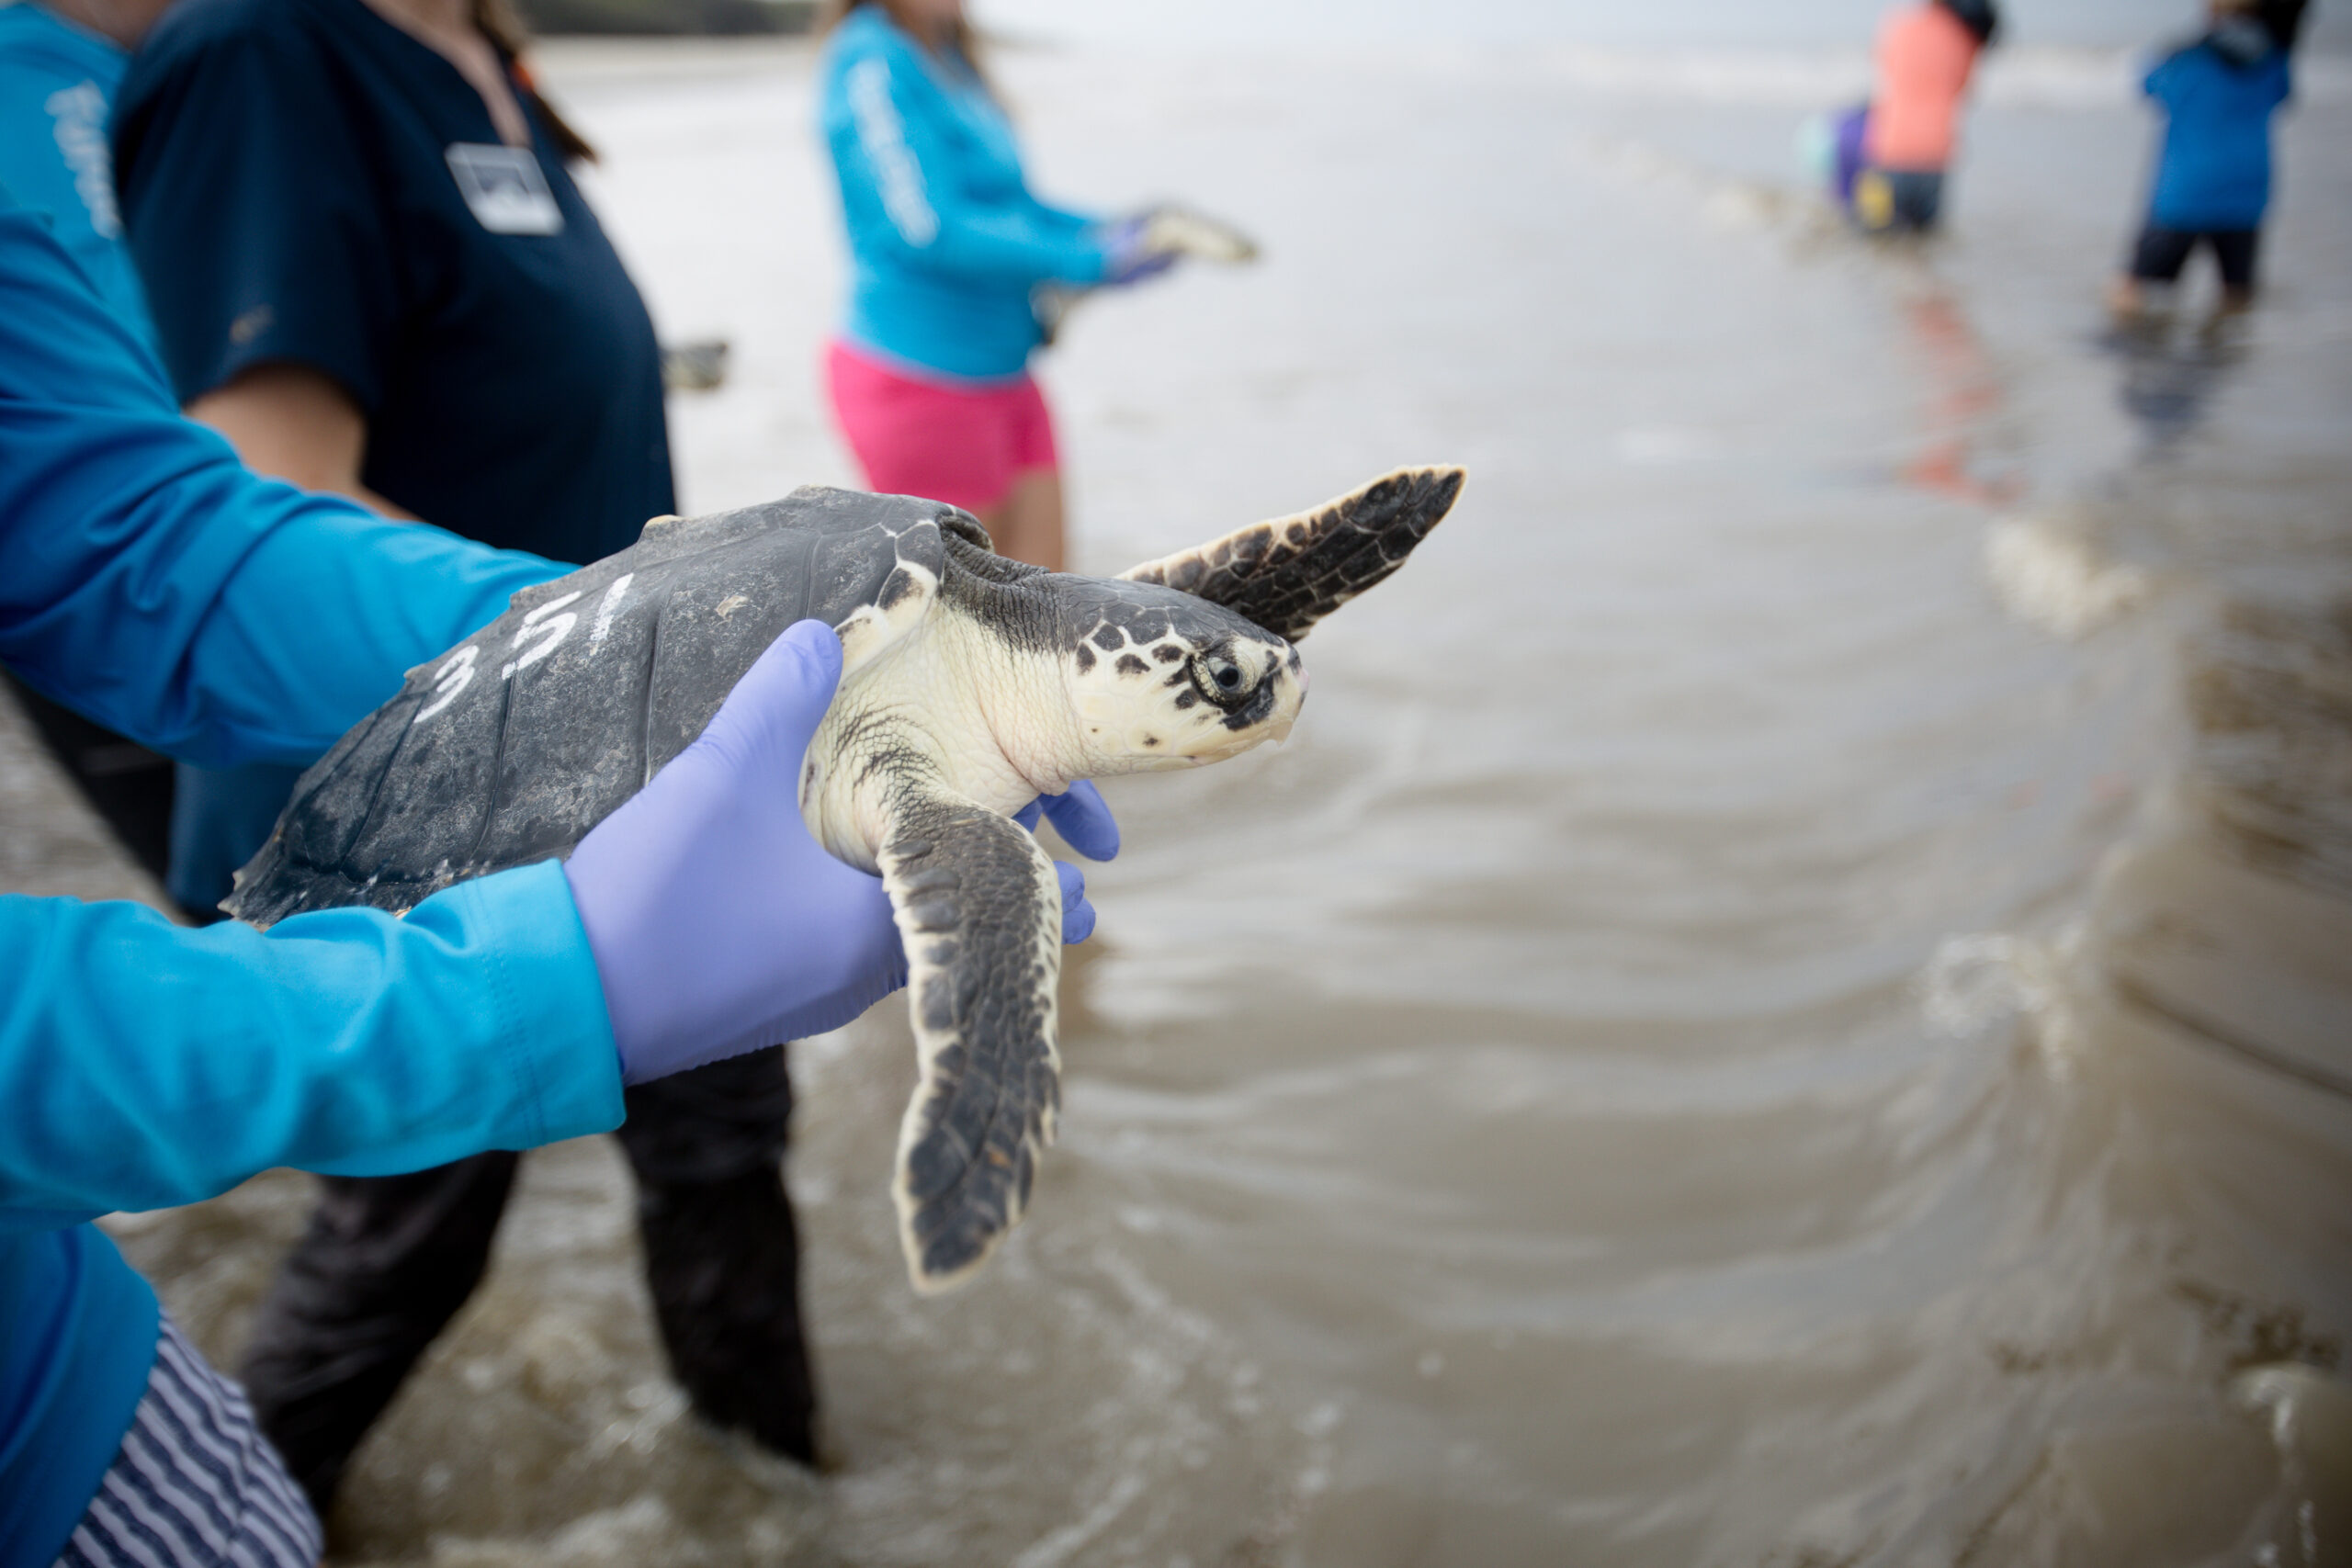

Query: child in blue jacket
2110;0;2293;320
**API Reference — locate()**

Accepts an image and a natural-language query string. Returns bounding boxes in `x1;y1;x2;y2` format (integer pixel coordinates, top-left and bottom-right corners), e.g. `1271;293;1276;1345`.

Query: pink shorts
823;340;1059;516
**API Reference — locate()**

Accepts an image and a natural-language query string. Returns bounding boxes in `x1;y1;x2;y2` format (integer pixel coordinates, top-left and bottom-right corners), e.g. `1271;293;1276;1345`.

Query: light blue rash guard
0;2;151;344
2143;34;2292;231
818;6;1111;382
0;207;625;1568
0;0;311;918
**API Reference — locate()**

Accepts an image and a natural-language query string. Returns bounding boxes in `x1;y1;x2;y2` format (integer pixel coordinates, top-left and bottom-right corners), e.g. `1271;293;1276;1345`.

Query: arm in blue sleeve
0;863;623;1226
0;209;561;767
0;214;618;1228
831;45;1109;288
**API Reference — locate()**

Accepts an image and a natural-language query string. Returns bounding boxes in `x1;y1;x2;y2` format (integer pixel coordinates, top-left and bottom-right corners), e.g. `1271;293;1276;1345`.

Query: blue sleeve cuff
424;861;627;1152
0;863;625;1220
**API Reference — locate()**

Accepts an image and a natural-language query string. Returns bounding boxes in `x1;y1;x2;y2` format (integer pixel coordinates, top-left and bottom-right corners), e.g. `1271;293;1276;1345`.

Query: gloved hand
1095;215;1179;287
566;621;1111;1085
1020;781;1120;943
1016;780;1120;860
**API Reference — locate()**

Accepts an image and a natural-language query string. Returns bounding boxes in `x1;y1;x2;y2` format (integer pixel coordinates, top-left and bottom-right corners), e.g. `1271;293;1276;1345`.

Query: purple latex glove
566;621;1106;1085
1095;216;1179;287
1015;780;1121;861
1021;781;1120;944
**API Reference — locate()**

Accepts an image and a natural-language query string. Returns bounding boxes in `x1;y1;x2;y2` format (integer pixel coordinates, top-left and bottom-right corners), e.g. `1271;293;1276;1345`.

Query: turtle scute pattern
226;487;967;927
1120;465;1464;644
884;796;1064;1291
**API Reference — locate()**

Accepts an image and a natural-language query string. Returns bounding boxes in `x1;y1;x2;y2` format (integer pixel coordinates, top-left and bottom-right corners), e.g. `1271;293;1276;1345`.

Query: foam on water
1984;509;2155;640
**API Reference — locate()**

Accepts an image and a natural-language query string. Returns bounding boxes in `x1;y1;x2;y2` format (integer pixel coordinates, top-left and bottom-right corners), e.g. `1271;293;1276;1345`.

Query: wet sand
9;30;2350;1567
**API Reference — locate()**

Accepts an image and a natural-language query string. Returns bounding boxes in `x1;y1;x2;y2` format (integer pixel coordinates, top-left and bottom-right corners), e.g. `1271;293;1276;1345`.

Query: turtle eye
1193;651;1251;705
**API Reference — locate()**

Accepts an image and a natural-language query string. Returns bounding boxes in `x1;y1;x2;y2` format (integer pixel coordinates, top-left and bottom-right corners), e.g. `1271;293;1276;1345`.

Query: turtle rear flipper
881;789;1065;1293
1118;465;1464;643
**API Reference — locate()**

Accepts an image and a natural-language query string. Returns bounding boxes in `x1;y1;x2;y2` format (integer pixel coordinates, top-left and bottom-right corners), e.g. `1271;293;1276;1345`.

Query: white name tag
445;143;564;236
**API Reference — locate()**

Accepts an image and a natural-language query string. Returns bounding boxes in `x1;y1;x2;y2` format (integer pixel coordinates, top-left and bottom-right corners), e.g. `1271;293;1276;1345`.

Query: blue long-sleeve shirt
2143;30;2292;231
0;207;625;1568
0;0;304;922
819;6;1109;381
0;4;152;344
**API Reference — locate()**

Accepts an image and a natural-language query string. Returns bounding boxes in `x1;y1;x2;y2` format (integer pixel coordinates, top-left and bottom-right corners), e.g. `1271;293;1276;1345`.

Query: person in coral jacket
1854;0;1999;235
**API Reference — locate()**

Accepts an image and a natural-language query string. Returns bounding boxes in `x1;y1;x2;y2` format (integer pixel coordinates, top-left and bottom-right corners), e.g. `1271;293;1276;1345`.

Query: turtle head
1053;579;1304;775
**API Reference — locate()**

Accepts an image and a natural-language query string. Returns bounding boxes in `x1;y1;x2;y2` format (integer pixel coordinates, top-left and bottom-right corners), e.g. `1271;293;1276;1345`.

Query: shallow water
32;24;2352;1568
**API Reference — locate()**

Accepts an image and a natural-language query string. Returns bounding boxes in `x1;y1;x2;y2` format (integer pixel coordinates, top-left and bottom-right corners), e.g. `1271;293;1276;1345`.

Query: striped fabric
51;1314;321;1568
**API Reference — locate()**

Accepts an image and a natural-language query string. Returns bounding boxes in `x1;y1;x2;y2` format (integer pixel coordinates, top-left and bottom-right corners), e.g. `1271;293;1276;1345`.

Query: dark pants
2128;222;2261;295
1855;167;1946;235
239;1045;813;1513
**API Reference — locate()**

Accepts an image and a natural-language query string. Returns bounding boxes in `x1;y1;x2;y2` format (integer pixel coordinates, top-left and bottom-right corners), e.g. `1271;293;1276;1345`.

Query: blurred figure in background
816;0;1179;570
2108;0;2293;323
1852;0;1998;236
110;0;825;1517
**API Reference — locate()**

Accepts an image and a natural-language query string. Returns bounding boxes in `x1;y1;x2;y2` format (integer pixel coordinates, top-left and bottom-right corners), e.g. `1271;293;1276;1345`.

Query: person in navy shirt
0;203;1076;1568
2109;0;2293;321
113;0;672;560
110;0;822;1511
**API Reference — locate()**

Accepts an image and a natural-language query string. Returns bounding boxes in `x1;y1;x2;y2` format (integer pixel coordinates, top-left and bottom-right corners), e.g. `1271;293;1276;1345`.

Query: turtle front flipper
1117;466;1464;643
880;788;1066;1293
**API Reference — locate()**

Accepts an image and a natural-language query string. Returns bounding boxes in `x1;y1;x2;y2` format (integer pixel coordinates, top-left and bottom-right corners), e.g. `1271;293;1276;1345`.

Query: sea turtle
1035;204;1260;345
227;465;1465;1291
1136;205;1260;265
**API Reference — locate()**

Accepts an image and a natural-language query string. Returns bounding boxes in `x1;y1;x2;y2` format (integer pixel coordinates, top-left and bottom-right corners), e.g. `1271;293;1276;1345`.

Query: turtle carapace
228;466;1465;1291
